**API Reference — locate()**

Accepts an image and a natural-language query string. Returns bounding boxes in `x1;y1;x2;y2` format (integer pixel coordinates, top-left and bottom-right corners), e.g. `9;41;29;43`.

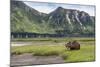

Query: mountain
46;7;95;35
11;1;95;36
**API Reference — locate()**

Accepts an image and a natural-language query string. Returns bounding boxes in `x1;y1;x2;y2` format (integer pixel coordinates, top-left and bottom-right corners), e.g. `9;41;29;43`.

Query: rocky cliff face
11;1;95;35
46;7;95;34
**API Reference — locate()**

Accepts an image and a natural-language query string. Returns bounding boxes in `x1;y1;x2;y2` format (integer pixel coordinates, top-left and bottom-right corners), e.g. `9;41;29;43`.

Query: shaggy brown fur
65;41;80;50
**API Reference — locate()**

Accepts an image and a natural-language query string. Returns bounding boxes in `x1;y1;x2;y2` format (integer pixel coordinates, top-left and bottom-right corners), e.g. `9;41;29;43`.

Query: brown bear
65;40;80;50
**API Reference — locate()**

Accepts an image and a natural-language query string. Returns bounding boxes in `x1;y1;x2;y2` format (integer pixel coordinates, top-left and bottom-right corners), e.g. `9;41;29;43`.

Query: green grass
11;37;95;62
11;45;65;56
61;45;95;62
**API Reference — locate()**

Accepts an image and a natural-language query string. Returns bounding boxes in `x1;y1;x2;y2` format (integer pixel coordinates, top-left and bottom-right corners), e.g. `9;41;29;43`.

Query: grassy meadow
11;37;95;63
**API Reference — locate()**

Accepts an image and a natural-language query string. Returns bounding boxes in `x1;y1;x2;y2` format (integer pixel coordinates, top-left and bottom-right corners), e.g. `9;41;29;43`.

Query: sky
24;1;95;16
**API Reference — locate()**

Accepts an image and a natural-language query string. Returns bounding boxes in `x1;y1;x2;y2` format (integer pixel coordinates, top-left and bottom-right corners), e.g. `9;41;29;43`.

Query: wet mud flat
11;53;65;66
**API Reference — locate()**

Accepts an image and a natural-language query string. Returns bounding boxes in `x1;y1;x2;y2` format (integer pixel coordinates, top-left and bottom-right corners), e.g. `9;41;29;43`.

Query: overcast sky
24;1;95;16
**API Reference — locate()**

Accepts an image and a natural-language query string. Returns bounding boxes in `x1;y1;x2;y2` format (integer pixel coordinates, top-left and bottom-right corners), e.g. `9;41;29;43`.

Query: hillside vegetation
11;1;95;35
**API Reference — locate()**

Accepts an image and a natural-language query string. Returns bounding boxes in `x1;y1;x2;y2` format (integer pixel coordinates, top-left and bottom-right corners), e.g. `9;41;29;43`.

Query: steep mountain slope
11;1;95;35
11;1;51;33
45;7;95;34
